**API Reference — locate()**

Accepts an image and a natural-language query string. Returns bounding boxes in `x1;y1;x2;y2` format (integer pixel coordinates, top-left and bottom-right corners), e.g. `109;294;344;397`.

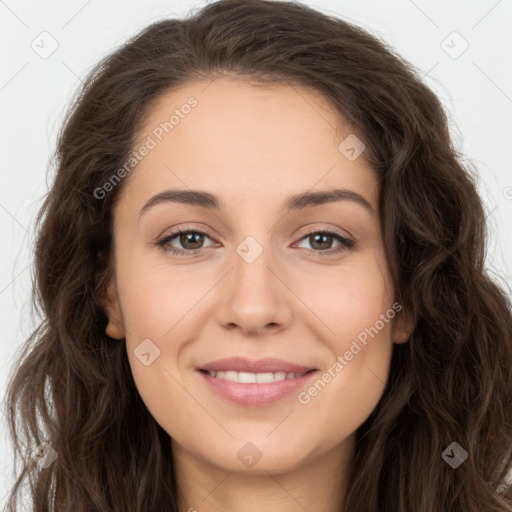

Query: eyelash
155;225;355;258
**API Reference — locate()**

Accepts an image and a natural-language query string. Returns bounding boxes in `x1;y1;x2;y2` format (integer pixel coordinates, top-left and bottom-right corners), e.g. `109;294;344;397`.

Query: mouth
195;357;319;406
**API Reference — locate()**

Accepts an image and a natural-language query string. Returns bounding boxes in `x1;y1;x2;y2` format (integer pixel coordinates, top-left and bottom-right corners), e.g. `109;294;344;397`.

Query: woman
5;0;512;510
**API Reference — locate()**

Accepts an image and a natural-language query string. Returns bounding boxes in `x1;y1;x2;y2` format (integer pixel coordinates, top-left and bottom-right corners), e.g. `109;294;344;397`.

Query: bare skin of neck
173;434;355;512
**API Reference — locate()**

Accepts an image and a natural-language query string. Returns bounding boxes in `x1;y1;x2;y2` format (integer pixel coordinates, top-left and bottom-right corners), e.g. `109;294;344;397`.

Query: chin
192;434;316;475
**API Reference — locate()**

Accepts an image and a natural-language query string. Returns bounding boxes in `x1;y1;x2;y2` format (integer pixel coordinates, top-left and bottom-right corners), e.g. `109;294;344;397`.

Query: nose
214;242;293;337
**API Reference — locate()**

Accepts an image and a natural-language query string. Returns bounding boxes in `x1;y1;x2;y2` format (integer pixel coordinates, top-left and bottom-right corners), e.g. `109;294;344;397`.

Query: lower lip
197;370;318;406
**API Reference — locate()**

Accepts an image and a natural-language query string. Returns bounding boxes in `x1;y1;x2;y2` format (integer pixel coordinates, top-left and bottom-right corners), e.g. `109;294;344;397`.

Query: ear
102;277;125;340
391;307;414;344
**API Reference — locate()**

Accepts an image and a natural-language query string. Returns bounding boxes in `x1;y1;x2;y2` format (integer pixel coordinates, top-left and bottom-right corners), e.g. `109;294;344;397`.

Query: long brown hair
5;1;512;510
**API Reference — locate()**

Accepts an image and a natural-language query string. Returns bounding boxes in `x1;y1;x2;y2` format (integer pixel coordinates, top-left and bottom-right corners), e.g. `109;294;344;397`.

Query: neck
173;434;355;512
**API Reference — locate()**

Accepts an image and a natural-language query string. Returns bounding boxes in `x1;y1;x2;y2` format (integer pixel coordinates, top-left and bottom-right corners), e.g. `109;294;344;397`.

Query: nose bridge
232;233;279;305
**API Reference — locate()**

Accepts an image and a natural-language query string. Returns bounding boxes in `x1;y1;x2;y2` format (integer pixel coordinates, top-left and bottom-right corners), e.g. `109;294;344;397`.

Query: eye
293;228;355;256
156;227;217;256
156;226;355;257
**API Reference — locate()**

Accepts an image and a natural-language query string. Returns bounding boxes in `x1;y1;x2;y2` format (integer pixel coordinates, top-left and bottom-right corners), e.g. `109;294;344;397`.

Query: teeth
206;370;306;383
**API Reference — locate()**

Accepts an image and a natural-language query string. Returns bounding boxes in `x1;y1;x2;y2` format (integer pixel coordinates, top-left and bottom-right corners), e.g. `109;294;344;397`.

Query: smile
197;368;318;407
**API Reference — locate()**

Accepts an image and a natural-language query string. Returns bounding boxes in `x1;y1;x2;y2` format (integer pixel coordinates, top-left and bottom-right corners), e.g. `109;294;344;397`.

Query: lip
196;357;319;407
198;357;316;374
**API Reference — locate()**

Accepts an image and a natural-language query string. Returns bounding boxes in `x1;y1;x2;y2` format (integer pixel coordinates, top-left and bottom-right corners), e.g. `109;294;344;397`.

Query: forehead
118;77;378;215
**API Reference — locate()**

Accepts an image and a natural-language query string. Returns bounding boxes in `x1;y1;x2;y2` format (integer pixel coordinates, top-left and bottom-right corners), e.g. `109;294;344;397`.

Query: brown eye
157;228;216;255
178;232;205;250
295;229;355;256
307;233;335;250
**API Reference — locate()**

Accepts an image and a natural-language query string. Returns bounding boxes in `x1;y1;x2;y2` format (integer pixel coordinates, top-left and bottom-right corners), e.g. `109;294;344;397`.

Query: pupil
181;232;204;249
311;234;331;250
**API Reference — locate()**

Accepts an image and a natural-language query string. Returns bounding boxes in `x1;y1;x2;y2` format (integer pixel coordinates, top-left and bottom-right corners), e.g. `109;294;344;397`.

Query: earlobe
392;309;414;344
103;278;125;340
106;318;125;339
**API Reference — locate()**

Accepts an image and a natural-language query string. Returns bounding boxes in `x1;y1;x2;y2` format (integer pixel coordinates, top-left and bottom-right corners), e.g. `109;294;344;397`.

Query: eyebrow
138;187;375;220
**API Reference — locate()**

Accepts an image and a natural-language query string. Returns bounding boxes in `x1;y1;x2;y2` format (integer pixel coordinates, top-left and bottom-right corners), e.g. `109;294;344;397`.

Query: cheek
290;256;394;436
115;252;221;435
296;253;392;346
115;250;204;341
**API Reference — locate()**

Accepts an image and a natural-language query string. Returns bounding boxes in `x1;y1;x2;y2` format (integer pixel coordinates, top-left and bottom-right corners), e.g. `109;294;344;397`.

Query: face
103;76;411;475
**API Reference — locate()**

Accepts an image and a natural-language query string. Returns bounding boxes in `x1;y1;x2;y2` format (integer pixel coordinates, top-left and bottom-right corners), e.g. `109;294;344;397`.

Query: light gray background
1;0;511;506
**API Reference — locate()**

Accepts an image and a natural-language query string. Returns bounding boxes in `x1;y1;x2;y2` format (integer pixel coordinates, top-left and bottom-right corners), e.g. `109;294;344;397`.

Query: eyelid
157;223;217;242
296;224;353;242
158;223;352;242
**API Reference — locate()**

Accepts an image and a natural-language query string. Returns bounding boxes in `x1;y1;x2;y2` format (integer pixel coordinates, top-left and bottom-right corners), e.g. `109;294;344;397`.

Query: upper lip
198;357;317;374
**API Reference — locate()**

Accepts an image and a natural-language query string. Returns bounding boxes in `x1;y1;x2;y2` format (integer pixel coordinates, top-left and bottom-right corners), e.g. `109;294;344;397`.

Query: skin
103;75;413;512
